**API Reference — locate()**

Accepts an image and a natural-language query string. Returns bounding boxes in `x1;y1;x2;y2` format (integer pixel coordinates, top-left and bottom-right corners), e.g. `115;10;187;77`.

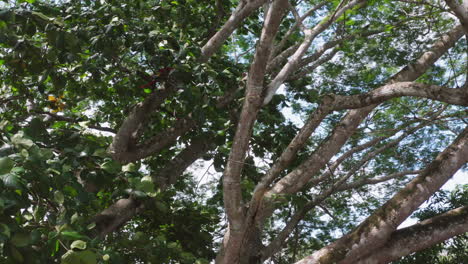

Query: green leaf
61;231;85;240
0;223;10;238
78;250;98;264
1;173;21;189
122;163;138;172
10;246;24;263
0;157;14;175
11;132;34;149
100;160;121;174
70;240;87;250
91;148;107;157
11;232;30;247
54;191;65;204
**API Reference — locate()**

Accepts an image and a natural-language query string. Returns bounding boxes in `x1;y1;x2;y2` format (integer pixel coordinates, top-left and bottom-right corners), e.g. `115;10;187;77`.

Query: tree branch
108;82;179;163
356;206;468;264
222;0;289;242
296;126;468;264
328;82;468;110
444;0;468;33
269;24;464;196
263;0;367;105
269;1;328;61
200;0;269;61
93;134;216;238
261;168;421;262
243;28;466;256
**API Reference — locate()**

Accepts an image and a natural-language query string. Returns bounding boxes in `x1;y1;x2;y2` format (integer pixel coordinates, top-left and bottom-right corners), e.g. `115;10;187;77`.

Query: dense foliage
0;0;466;263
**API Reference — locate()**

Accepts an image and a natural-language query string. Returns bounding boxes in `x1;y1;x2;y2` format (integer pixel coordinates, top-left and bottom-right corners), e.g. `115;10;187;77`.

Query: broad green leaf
122;163;138;172
61;231;84;240
11;132;34;149
11;232;30;247
10;246;24;263
54;191;65;204
92;148;107;157
100;160;121;174
0;157;14;175
1;173;21;189
0;223;10;238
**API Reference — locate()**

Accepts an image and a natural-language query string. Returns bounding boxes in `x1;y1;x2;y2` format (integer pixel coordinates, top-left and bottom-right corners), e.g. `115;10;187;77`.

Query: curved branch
444;0;468;33
108;83;179;163
200;0;269;61
329;82;468;110
269;1;328;61
93;134;216;238
262;168;421;262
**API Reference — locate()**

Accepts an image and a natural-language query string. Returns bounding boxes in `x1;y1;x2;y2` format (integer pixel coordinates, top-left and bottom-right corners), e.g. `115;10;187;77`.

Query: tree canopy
0;0;467;263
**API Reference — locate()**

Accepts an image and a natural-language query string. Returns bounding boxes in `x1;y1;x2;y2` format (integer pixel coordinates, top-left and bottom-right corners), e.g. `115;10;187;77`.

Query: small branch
272;0;328;58
205;0;227;39
200;0;269;61
35;110;116;133
263;0;367;105
288;48;339;81
336;170;423;191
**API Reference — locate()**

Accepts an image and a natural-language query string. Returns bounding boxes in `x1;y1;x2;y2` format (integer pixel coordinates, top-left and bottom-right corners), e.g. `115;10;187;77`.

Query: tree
0;0;467;263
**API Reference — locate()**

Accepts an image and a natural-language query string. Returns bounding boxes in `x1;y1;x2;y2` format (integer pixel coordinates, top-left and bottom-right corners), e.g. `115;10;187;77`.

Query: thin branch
336;170;423;191
263;0;367;105
35;110;116;133
269;0;328;61
200;0;269;61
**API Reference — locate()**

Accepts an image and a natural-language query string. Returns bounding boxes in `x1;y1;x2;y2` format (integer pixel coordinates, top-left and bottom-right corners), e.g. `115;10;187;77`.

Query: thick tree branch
153;134;217;189
243;28;466;260
117;117;197;163
356;206;468;264
262;168;421;262
328;82;468;110
110;78;241;164
93;134;216;238
220;1;289;263
297;126;468;264
108;83;179;163
444;0;468;33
